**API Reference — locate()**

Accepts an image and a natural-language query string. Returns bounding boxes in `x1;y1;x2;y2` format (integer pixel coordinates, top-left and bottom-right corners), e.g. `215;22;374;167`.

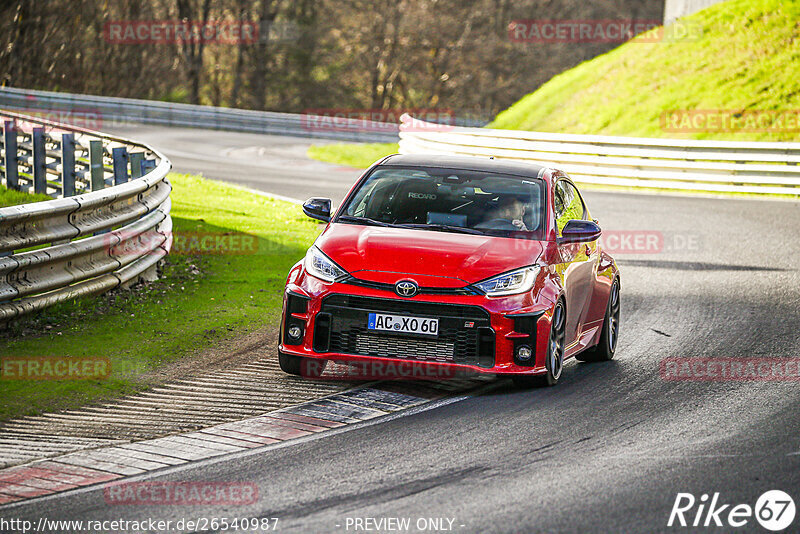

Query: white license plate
367;313;439;337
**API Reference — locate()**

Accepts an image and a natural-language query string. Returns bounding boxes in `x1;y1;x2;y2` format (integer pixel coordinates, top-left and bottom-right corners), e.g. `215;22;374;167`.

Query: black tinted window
339;166;546;240
554;179;588;235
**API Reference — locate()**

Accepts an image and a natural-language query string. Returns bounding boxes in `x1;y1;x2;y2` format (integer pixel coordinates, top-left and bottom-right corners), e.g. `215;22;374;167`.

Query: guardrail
399;115;800;196
0;110;172;322
0;86;400;143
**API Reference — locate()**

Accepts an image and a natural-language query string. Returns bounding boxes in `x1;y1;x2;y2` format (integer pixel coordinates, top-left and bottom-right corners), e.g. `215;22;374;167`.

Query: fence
0;110;172;322
0;86;401;143
398;115;800;196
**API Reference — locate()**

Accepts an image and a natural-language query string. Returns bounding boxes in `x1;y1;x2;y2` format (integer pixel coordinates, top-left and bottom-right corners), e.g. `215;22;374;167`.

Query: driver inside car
484;195;529;231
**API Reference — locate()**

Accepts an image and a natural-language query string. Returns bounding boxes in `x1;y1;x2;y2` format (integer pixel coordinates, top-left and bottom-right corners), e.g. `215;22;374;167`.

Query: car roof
379;154;548;179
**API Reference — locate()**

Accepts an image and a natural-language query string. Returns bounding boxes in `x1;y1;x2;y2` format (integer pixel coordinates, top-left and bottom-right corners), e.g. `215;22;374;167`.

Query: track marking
0;379;498;509
0;356;348;467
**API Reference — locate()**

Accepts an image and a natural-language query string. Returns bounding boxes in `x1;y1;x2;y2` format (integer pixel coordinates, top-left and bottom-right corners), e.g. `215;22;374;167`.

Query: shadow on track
618;259;789;272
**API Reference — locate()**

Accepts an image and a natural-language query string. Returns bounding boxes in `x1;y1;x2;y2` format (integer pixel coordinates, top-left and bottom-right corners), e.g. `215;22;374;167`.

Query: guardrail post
3;120;18;190
61;133;76;197
129;152;144;179
112;146;129;185
0;104;174;321
32;127;47;194
89;140;105;191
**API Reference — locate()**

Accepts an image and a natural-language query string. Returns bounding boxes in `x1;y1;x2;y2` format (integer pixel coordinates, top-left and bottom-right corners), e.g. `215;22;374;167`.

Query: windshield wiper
337;215;395;227
398;223;485;235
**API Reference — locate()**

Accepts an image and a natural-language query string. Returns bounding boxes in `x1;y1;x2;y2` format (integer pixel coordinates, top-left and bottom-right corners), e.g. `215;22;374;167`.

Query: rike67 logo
669;490;796;531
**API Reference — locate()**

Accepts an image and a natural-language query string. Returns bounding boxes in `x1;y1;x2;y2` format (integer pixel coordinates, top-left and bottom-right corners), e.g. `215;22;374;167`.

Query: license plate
367;313;439;337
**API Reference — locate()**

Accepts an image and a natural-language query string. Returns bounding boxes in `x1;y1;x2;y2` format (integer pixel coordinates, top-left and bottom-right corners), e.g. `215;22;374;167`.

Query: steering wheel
474;218;519;231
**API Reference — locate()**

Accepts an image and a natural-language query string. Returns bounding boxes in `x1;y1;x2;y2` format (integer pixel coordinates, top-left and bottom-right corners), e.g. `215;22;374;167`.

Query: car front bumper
278;267;556;377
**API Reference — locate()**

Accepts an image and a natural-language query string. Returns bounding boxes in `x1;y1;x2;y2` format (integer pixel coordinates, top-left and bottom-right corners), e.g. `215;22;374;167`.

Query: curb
0;378;489;507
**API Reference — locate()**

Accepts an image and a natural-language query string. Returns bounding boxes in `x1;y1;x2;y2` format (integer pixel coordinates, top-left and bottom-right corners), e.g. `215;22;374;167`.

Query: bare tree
175;0;213;104
0;0;665;119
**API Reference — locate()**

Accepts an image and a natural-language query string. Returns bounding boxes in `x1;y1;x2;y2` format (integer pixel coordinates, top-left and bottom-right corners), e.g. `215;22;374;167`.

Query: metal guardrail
0;86;400;143
0;110;172;322
398;114;800;195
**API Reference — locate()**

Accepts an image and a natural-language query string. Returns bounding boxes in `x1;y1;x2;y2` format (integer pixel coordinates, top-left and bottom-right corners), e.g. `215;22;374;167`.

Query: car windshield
337;165;546;240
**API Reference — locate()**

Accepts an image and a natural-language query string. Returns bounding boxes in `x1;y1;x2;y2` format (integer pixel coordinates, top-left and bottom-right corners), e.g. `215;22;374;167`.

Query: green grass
0;185;52;207
0;173;323;421
491;0;800;141
307;142;398;169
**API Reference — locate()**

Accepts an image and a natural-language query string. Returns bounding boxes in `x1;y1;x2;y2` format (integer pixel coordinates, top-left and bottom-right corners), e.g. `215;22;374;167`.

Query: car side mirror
303;198;332;222
558;219;601;244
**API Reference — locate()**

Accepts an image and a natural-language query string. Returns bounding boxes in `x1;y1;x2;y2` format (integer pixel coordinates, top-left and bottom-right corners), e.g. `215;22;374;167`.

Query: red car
279;154;620;386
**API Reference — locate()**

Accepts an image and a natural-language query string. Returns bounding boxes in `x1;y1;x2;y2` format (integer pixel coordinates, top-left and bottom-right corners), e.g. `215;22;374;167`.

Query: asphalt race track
106;124;363;204
5;125;800;532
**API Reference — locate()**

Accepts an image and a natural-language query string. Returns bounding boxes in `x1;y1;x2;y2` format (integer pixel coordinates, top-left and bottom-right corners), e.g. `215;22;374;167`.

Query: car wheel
576;279;620;362
513;300;566;388
278;351;327;377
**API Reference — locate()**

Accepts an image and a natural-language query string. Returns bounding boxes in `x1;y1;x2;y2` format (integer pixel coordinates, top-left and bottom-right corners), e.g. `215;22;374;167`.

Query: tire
278;352;327;377
576;279;620;362
513;300;566;388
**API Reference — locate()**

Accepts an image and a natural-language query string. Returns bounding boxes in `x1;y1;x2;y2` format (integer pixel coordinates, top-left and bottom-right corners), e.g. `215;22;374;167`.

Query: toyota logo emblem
395;280;419;297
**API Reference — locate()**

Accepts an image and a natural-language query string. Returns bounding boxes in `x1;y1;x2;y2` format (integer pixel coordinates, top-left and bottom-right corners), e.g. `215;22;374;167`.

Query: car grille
340;275;480;296
355;333;456;362
315;295;495;367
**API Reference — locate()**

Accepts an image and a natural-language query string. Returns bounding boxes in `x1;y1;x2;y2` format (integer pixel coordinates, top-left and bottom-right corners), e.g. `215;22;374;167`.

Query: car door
553;178;597;349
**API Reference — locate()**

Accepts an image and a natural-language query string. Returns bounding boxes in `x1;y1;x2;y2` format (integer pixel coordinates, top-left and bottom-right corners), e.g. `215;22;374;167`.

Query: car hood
316;223;544;288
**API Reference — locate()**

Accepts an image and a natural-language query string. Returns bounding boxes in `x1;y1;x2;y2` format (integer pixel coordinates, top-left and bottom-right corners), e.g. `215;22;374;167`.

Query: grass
0;185;52;208
0;173;323;421
307;142;398;169
491;0;800;141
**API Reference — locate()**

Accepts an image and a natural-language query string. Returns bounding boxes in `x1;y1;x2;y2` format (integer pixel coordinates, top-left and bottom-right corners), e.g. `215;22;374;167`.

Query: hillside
490;0;800;141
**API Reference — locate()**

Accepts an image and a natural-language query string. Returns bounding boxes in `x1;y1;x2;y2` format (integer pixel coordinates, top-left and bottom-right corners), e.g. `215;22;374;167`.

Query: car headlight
304;246;347;282
475;266;540;296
